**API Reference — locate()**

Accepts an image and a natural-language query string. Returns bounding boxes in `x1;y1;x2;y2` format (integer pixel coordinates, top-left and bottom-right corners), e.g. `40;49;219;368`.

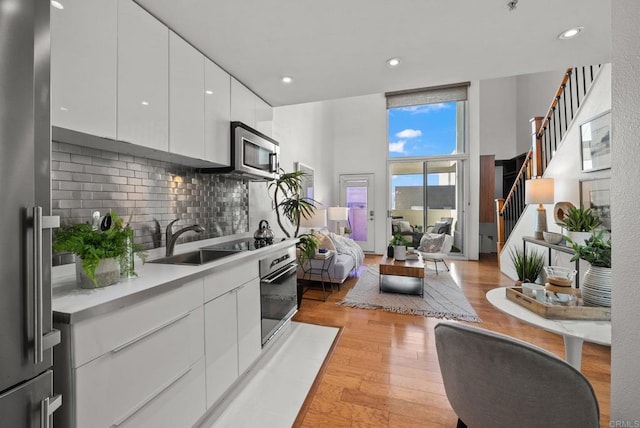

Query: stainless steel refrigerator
0;0;62;425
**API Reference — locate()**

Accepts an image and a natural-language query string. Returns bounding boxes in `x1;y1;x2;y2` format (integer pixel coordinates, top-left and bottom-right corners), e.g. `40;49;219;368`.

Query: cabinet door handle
40;394;62;428
111;312;189;354
111;366;192;427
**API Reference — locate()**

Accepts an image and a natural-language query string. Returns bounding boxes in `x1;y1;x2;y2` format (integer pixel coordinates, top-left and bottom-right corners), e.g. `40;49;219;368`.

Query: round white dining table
486;287;611;371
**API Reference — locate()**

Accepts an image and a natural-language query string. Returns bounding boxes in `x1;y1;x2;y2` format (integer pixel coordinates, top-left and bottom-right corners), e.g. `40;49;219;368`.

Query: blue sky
389;102;457;200
388;101;457;158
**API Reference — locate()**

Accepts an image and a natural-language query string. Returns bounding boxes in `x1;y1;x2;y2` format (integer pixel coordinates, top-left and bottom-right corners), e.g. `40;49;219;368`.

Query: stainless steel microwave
201;122;279;181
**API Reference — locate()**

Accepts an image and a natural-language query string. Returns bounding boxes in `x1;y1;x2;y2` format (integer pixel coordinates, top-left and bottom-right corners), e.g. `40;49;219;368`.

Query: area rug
337;265;481;322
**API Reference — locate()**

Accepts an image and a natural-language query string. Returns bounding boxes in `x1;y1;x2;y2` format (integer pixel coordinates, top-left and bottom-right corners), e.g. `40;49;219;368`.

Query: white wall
611;0;640;420
515;69;566;154
249;101;334;236
329;94;389;254
478;76;517;160
499;65;612;280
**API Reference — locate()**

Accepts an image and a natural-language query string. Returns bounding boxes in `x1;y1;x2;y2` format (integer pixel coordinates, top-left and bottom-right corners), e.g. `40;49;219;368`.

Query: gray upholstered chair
434;322;600;428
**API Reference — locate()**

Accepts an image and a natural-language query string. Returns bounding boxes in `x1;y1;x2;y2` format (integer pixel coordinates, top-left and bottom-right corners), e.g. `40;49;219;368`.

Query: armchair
416;233;453;274
434;322;599;428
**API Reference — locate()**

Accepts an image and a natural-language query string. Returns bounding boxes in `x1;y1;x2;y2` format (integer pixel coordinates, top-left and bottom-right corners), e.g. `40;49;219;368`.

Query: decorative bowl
543;231;563;245
543;266;577;287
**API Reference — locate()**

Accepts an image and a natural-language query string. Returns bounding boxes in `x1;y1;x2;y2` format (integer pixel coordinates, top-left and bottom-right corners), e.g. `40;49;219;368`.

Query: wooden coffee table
379;255;425;297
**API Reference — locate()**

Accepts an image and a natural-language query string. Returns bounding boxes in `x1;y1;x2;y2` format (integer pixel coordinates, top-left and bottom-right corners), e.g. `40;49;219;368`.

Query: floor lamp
525;178;554;240
327;206;349;235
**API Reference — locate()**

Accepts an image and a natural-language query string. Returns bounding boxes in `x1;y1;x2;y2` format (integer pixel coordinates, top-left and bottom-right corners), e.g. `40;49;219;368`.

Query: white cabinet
169;32;205;159
231;77;256;128
117;0;169;151
51;0;117;139
255;96;274;138
237;278;262;375
204;290;238;408
204;59;231;166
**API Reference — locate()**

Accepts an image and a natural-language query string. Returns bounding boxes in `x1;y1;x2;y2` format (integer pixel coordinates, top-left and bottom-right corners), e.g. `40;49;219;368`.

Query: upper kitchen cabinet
169;32;205;159
51;0;117;139
117;0;169;151
231;77;273;138
255;96;273;138
230;77;256;128
204;59;231;166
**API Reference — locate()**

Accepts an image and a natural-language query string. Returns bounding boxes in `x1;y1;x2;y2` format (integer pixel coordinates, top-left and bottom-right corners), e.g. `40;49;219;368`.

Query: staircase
495;65;601;256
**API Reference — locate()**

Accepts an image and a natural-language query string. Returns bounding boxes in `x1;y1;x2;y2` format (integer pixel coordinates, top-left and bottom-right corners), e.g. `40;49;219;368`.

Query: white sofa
296;230;364;284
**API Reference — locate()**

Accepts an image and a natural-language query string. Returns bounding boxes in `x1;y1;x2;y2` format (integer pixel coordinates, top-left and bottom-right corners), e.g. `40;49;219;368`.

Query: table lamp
299;209;327;234
525;177;554;240
327;206;349;235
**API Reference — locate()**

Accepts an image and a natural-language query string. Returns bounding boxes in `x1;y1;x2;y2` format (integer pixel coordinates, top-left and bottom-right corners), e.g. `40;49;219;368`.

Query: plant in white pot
390;234;410;261
559;206;602;246
568;231;611;307
53;211;142;288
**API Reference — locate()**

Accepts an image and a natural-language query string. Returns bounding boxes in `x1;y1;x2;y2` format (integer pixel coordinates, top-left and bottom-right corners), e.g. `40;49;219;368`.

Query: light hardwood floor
292;254;611;428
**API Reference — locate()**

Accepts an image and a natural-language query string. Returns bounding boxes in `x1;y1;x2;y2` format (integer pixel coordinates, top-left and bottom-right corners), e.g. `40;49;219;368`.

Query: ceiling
136;0;611;107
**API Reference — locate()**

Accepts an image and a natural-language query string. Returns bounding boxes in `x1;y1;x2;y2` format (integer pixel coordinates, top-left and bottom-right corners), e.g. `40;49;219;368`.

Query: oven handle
262;263;298;284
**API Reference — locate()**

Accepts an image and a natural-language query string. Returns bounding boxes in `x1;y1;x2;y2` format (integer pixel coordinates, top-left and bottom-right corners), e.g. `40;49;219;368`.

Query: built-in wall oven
259;246;298;346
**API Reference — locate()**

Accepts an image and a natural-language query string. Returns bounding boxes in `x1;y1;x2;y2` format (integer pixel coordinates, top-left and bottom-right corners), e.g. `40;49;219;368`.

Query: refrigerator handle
32;207;60;364
40;394;62;428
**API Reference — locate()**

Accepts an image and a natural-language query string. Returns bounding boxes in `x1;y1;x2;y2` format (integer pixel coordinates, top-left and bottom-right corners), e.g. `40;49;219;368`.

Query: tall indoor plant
269;168;319;263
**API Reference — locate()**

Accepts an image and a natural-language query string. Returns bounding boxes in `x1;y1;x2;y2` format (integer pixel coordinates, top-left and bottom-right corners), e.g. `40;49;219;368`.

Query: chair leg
441;259;450;272
434;259;439;275
456;418;467;428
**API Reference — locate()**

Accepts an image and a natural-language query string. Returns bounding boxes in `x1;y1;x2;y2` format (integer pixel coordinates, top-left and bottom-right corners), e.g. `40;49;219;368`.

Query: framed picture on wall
295;162;314;200
580;110;611;172
580;177;611;232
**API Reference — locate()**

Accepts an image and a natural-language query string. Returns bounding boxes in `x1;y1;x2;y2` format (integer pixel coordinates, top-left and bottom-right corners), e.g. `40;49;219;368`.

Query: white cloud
388;140;406;153
400;103;450;114
395;129;422;139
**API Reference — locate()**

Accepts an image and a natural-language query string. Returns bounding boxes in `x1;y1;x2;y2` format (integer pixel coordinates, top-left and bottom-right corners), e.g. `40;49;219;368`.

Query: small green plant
389;233;410;247
509;246;545;283
559;206;602;232
343;226;352;234
53;211;143;285
296;234;319;265
568;230;611;268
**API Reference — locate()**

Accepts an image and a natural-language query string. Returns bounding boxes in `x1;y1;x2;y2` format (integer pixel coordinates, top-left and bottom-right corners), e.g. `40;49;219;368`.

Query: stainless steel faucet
165;219;205;257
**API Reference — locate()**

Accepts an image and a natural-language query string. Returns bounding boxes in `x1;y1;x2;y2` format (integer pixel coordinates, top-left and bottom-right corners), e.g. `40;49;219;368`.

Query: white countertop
52;234;298;324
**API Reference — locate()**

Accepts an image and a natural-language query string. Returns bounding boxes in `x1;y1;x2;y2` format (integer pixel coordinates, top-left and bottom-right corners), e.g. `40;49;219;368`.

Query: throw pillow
392;223;400;234
397;221;412;233
419;233;445;253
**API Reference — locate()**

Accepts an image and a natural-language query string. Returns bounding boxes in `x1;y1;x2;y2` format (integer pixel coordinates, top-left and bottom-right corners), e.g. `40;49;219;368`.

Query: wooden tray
506;287;611;321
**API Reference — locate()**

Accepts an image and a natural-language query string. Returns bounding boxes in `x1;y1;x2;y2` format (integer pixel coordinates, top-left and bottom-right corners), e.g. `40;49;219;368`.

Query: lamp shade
299;209;327;228
525;178;554;204
327;206;349;221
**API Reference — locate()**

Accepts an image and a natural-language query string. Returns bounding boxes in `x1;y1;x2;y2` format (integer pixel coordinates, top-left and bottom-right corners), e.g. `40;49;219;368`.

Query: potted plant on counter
390;234;411;261
569;231;612;307
53;211;141;288
559;206;602;246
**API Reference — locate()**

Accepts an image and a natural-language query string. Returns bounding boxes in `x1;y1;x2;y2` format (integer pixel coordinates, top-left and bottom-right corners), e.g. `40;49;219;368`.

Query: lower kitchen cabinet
204;277;261;408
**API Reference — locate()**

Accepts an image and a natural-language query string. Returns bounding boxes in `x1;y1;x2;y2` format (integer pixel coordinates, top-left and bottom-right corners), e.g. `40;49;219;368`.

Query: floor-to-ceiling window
387;84;469;255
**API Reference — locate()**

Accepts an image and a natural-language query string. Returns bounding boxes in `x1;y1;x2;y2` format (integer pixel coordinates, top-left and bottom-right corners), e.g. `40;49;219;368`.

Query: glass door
389;160;464;255
339;174;375;252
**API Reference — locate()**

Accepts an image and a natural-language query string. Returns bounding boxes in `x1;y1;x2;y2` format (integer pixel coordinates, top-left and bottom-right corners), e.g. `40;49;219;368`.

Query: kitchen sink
147;249;240;266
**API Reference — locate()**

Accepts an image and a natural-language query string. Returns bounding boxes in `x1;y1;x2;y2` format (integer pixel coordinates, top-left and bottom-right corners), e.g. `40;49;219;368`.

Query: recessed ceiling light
205;90;213;95
141;101;149;106
386;58;401;67
60;107;68;111
51;1;64;10
281;76;293;84
558;26;584;40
